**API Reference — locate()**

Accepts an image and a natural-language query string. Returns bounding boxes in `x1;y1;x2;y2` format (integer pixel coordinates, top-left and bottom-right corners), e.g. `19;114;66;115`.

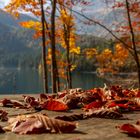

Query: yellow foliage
70;64;77;71
70;47;80;55
96;43;128;73
84;48;97;59
19;20;41;31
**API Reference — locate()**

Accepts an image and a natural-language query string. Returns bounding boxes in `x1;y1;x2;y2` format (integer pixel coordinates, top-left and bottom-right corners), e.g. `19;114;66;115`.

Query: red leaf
41;100;68;111
83;101;105;110
137;91;140;97
118;123;140;137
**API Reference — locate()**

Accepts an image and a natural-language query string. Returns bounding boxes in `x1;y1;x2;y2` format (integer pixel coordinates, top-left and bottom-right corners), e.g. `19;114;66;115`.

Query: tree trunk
40;0;48;93
63;23;72;89
50;0;58;93
66;29;72;89
125;0;140;88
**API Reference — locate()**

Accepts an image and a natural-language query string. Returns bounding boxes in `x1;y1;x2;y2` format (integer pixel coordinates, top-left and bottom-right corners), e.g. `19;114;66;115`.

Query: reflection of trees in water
0;69;16;88
13;73;16;94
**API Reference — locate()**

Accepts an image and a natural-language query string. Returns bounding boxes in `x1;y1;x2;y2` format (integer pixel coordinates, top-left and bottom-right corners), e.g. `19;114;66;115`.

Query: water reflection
0;68;104;94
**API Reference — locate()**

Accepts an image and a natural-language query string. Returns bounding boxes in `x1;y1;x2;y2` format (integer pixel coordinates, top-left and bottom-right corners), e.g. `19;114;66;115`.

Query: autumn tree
111;0;140;87
67;0;140;87
5;0;80;92
57;0;76;89
40;0;48;93
5;0;49;93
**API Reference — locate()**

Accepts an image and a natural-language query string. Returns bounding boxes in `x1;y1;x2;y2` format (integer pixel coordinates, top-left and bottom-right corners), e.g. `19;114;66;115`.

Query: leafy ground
0;86;139;140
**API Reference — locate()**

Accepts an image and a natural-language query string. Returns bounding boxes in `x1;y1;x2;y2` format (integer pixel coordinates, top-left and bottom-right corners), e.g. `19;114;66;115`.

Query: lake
0;68;104;94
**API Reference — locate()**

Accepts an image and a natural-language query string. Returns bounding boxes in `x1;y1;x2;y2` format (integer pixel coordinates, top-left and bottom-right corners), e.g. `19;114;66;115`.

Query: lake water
0;68;104;94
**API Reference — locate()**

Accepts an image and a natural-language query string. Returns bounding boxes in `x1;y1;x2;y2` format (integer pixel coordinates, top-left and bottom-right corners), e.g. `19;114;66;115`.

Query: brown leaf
136;120;140;125
39;94;49;102
85;108;124;119
33;114;77;133
6;114;77;134
0;99;25;109
60;94;80;109
0;110;8;121
23;95;40;109
0;99;13;107
12;118;46;134
0;126;5;133
55;113;86;121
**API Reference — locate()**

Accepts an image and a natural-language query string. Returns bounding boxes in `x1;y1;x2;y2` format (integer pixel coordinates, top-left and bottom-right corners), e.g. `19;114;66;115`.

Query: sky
0;0;9;8
1;0;9;5
0;0;110;19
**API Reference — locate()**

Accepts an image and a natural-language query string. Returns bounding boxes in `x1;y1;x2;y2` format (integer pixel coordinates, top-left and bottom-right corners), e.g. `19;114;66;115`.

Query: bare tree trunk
125;0;140;88
40;0;48;93
51;0;58;93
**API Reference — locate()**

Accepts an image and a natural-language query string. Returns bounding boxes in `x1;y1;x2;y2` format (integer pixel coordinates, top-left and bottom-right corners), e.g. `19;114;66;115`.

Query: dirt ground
0;94;139;140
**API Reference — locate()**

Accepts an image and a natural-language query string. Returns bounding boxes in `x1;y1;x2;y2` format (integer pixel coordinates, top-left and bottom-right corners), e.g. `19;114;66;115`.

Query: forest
0;0;139;139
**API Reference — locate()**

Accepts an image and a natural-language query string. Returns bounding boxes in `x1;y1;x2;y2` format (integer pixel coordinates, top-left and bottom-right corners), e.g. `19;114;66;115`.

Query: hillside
0;10;41;68
0;7;117;69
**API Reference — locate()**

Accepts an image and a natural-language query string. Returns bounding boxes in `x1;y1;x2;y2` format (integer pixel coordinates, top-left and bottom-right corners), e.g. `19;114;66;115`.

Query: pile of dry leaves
0;85;139;137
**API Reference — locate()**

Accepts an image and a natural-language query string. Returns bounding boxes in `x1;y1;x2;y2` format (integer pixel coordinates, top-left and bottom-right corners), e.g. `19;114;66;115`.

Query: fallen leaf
55;113;86;121
0;110;8;121
0;126;5;133
41;99;68;111
118;123;140;138
83;101;106;110
86;108;124;119
12;118;46;134
6;114;77;134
